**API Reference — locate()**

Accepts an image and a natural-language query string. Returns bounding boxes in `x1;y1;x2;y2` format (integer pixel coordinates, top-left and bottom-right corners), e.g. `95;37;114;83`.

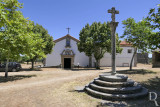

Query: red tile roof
120;41;132;46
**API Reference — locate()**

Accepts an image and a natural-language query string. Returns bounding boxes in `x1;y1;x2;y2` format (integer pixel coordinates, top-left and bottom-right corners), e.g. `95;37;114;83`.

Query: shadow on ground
71;68;104;71
97;77;160;107
141;76;160;92
0;75;36;83
116;69;156;75
125;77;160;107
21;68;42;71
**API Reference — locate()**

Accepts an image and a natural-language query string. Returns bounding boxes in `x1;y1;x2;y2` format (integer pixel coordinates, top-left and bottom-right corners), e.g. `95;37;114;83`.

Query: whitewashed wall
46;37;135;67
46;39;89;67
46;39;65;66
100;47;135;67
70;39;89;67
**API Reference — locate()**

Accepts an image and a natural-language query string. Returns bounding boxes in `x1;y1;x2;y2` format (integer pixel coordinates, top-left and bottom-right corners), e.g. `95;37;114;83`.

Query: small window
66;38;70;47
128;49;132;53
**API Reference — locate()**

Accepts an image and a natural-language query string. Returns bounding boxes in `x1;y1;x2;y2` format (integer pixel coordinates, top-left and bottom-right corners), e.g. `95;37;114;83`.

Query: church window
66;38;70;47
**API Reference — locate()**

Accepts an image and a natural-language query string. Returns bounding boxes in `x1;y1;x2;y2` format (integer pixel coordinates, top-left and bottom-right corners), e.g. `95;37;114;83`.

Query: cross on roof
66;27;71;34
108;7;119;22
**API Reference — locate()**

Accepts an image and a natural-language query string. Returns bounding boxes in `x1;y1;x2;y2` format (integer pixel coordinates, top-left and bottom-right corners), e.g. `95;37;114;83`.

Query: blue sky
18;0;159;41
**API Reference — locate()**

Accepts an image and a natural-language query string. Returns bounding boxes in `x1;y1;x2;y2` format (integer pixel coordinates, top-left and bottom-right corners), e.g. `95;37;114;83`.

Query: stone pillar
110;22;118;75
108;7;119;75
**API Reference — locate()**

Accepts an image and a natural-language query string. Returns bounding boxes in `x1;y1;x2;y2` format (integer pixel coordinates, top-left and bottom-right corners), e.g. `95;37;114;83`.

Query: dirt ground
0;63;159;107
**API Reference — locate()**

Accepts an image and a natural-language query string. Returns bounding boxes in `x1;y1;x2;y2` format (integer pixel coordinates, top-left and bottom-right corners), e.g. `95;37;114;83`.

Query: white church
45;34;137;69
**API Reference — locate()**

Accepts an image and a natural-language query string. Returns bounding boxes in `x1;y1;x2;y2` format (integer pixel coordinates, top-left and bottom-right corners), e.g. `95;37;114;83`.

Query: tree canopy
78;22;122;69
25;23;54;69
0;0;35;77
146;5;160;50
0;0;55;77
121;18;153;70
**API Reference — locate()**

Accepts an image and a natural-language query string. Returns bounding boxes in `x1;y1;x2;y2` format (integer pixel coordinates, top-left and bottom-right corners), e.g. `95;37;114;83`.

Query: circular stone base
85;87;148;100
99;73;128;82
85;72;148;100
94;79;134;87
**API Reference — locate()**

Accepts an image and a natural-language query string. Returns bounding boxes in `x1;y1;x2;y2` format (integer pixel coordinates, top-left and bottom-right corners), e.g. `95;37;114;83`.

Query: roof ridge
54;34;79;43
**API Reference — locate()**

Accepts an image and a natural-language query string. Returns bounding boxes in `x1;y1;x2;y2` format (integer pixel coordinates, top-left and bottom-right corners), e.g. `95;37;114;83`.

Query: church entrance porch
61;56;74;69
64;58;71;68
61;49;75;69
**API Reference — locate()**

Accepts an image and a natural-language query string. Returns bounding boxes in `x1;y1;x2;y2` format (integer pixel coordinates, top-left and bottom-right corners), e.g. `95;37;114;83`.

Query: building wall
100;47;135;67
46;39;65;67
70;39;89;67
46;38;136;67
46;39;89;67
137;53;148;64
152;52;160;67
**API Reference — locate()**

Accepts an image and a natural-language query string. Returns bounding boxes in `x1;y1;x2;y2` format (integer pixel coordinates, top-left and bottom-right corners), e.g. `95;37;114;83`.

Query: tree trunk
130;48;137;71
89;56;92;68
31;59;34;70
5;59;9;78
96;59;100;69
144;54;148;64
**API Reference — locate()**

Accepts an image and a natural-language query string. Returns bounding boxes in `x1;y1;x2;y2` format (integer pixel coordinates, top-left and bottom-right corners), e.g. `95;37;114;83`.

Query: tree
146;5;160;50
0;0;33;77
20;55;30;63
121;18;153;70
26;23;54;69
78;24;93;67
78;22;122;69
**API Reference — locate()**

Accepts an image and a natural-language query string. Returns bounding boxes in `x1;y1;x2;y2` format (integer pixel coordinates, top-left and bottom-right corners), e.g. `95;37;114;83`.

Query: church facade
45;34;137;68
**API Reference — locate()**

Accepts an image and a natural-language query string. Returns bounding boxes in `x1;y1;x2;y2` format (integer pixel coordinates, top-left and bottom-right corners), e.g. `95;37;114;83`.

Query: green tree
78;22;122;69
27;23;54;69
121;18;152;70
0;0;22;27
0;0;33;77
146;5;160;49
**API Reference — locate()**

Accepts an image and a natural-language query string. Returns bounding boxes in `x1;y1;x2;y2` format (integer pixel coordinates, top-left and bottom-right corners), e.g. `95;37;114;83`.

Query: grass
51;81;100;107
117;69;156;75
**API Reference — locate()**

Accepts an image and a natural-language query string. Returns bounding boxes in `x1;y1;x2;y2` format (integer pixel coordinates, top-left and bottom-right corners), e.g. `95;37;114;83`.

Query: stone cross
108;7;119;75
66;27;71;34
108;7;119;22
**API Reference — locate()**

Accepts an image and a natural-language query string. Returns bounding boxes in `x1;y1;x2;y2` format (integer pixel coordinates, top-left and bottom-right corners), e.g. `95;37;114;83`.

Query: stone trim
61;55;75;69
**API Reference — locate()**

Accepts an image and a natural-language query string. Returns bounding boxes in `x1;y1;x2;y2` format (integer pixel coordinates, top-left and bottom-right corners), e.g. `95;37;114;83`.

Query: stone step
89;83;142;94
99;74;128;82
94;79;134;87
85;87;148;100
